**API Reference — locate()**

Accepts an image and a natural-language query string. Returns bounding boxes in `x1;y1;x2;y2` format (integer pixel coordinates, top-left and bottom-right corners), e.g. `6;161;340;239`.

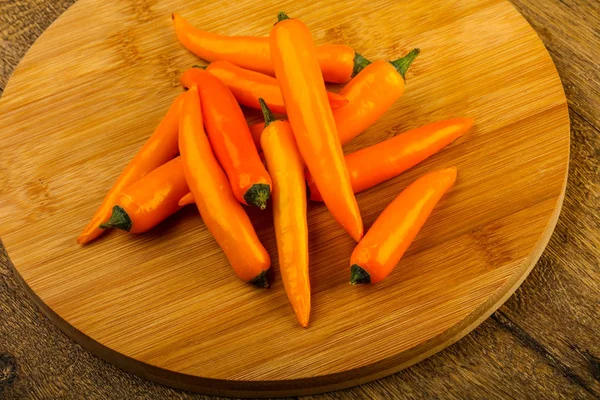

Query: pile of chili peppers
77;12;473;328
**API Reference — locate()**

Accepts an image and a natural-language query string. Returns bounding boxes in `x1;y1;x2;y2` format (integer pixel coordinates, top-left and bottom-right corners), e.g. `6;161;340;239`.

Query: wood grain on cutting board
0;0;569;396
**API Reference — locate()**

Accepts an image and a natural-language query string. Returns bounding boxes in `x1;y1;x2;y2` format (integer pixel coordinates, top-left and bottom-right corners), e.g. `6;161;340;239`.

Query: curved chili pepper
259;99;310;327
307;118;472;200
191;68;272;209
180;117;471;207
179;86;270;287
180;63;348;114
270;12;363;242
247;49;420;151
350;167;457;284
172;13;371;83
77;92;185;244
99;157;188;233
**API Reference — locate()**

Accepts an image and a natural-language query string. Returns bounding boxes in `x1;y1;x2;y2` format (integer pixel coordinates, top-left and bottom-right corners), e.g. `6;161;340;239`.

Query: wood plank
0;0;569;394
510;0;600;128
1;251;595;399
488;110;600;397
497;1;600;396
306;317;597;400
1;0;594;398
0;0;74;94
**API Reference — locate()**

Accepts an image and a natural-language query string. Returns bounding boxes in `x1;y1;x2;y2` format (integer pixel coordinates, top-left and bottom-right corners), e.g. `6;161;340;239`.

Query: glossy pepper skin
259;99;310;327
334;49;419;145
247;49;420;151
180;63;348;114
99;157;188;233
270;12;363;242
190;68;272;209
350;167;457;284
307;118;472;200
179;86;271;287
180;118;471;207
77;93;185;244
172;13;370;83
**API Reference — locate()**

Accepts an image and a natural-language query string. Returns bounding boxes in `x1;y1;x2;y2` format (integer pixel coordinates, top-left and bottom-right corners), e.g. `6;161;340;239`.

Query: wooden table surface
0;0;598;398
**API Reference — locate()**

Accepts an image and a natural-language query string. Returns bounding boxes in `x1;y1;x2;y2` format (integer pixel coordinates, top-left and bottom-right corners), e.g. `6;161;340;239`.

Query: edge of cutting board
9;170;567;397
1;0;570;396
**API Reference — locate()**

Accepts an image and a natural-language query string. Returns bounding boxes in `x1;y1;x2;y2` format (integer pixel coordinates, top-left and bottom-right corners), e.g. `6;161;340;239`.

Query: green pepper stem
249;270;270;288
350;264;371;285
277;12;290;22
389;48;420;81
99;205;132;232
258;98;275;128
352;52;372;78
192;64;207;69
244;183;271;210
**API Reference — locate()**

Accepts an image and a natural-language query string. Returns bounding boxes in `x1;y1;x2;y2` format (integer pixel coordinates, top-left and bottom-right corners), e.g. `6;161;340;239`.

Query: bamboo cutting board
0;0;569;397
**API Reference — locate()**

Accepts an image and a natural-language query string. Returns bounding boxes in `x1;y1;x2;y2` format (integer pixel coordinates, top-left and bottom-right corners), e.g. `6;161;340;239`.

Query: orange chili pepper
270;12;363;242
99;157;188;233
350;167;457;284
249;122;264;150
180;63;348;114
259;99;310;327
334;49;419;145
178;192;194;207
77;92;185;244
172;13;371;83
191;68;272;209
177;150;271;207
179;86;270;287
180;117;470;207
247;49;419;151
307;118;472;201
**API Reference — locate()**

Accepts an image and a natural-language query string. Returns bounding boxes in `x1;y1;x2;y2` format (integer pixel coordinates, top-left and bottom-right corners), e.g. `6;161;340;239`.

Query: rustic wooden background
0;0;598;398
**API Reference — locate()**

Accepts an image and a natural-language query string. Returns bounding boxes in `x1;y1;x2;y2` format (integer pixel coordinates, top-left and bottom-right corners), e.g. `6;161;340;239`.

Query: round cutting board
0;0;569;397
